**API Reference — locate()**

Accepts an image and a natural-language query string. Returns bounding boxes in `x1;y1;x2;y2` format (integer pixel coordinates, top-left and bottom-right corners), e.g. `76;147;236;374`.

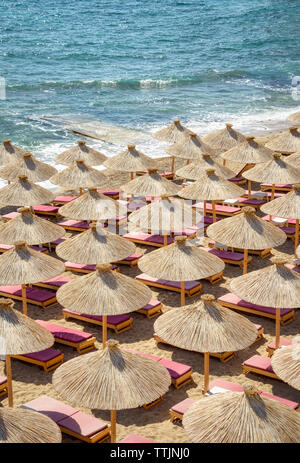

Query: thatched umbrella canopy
202;124;246;153
230;257;300;348
0;298;54;406
154;295;257;392
166;133;216;160
0;175;55;206
265;127;300;154
0;140;29;166
271;342;300;390
178;169;245;222
53;339;171;442
261;185;300;254
120;168;181;198
206;207;286;274
287;112;300;125
56;223;136;265
58;188;126;221
0;153;57;183
0;407;61;443
182;384;300;443
152;120;193;143
243;152;300;199
54;140;107;166
285;151;300;169
57;263;152;347
175;154;235;180
138;236;225;305
104;144;158;178
0;241;65;316
0;207;65;245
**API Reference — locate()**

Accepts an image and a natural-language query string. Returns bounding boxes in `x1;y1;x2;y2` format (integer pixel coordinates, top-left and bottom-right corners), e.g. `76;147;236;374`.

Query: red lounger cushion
158;358;191;379
65;262;118;272
218;293;293;316
54;195;77;203
258;392;298;410
36;320;92;343
58;220;89;229
22;347;62;362
0;285;56;302
0;375;7;385
63;309;130;326
22;395;77;423
136;273;201;290
119;434;155;444
33;205;59;213
243;355;274;372
205;247;244;261
123;232;174;245
58;411;108;437
171;398;195;415
194;202;240;214
124;348;160;362
39;275;72;288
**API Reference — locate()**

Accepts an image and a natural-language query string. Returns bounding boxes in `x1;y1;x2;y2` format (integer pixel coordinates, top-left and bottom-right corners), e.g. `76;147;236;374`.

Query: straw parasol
0;175;55;206
206;207;286;274
52;339;171;442
56;223;136;264
0;407;62;443
152;120;193;143
154;295;257;393
182;384;300;443
271;341;300;390
104;145;158;179
230;257;300;348
58;188;126;221
0;140;29;166
202;124;247;153
287;111;300;125
120;168;181;198
138;236;225;305
175;154;235;180
178;169;245;222
0;298;54;406
265;126;300;154
0;241;65;316
285;151;300;169
261;185;300;254
166;133;216;160
243;152;300;199
57;263;152;347
0;207;65;245
54;140;107;166
0;153;57;183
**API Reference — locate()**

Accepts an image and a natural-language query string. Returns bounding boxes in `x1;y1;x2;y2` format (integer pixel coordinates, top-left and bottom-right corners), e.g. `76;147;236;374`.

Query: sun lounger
235;197;267;208
208;240;271;258
97;189;121;199
11;347;64;372
21;395;111;443
0;244;49;254
228;176;247;185
136;273;202;298
261;183;293;192
193;202;241;216
123;232;174;247
0;376;8;398
65;262;119;273
113;253;143;267
266;337;294;357
285;263;300;274
36;320;96;354
33;205;60;217
243;190;284;200
62;309;132;334
202;247;253;268
33;275;72;291
0;285;57;308
242;355;280;380
218;293;295;325
2;211;21;222
47;237;68;250
262;215;297;227
52;195;78;205
119;433;155;443
57;219;90;232
135;299;162;318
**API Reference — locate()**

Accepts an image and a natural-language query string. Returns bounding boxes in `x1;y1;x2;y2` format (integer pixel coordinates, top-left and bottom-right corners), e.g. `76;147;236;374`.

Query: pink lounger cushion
2;211;20;220
194;202;240;213
0;375;7;385
171;398;195;415
119;253;143;262
62;309;130;325
39;275;72;287
286;264;300;274
243;355;274;372
53;195;77;202
204;247;244;261
22;395;77;422
0;285;56;302
50;238;67;246
36;320;93;343
236;197;266;205
0;244;48;252
58;411;108;437
65;262;118;272
261;183;292;188
97;189;121;195
141;299;161;311
22;347;62;362
123;232;174;245
267;338;293;350
119;434;155;444
58;220;89;229
218;293;293;316
136;273;201;290
33;205;59;213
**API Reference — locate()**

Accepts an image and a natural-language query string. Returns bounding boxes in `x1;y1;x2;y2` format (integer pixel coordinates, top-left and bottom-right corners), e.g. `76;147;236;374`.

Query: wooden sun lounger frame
136;276;202;298
124;236;173;248
59;422;111;443
65;264;120;274
113;256;141;267
212;254;252;269
261;184;293;192
242;362;280;380
0;289;57;308
171;371;194;389
136;303;163;319
11;352;64;372
62;310;133;334
0;379;8;398
208;242;271;259
34;208;60;217
53;334;97;355
198;207;240;217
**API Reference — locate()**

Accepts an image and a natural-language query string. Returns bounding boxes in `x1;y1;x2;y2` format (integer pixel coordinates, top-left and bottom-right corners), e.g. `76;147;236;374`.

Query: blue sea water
0;0;300;165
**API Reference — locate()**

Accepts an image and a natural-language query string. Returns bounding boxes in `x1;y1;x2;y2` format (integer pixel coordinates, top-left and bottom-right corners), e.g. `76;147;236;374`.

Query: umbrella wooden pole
275;308;281;349
243;249;248;275
203;200;206;217
248;180;252;199
130;172;134;180
21;284;28;316
203;352;210;394
271;184;275;201
163;234;168;246
295;219;299;256
180;281;185;306
171;156;175;174
223;159;226;167
186;159;190;165
110;410;117;443
79;188;83;196
102;316;107;349
6;355;13;407
212;200;216;223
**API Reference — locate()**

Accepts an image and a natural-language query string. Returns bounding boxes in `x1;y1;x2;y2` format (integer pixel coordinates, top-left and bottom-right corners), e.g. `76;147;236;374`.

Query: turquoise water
0;0;300;161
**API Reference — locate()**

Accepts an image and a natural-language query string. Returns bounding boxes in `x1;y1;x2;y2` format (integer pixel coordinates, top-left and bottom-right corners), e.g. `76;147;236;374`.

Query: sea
0;0;300;189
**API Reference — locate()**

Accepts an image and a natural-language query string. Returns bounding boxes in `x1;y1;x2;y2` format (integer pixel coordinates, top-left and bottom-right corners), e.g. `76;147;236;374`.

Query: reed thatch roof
120;169;181;197
128;197;202;233
58;188;126;221
182;384;300;443
0;407;62;443
104;145;158;172
206;206;286;250
0;207;65;245
178;169;245;200
138;236;224;281
0;298;54;355
230;257;300;308
271;342;300;390
50;159;109;189
0;241;65;285
283;151;300;169
54;140;107;166
56;223;136;264
0;175;55;206
265;127;300;154
52;339;171;410
202;124;247;153
0;140;30;166
166;133;216;159
243;153;300;184
175;155;235;180
152;120;193;143
221;136;274;164
154;294;257;352
260;185;300;219
287;112;300;125
56;263;151;315
0;153;57;183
